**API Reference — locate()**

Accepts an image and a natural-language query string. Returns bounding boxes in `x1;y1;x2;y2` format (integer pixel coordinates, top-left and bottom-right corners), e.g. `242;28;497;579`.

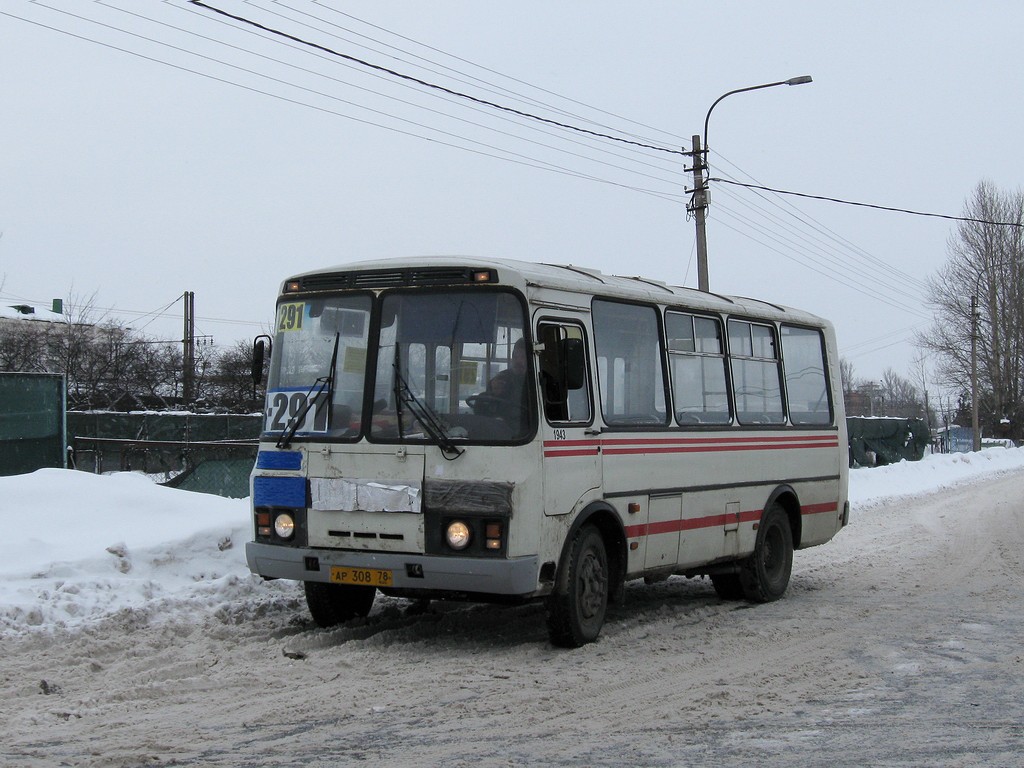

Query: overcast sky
2;1;1023;399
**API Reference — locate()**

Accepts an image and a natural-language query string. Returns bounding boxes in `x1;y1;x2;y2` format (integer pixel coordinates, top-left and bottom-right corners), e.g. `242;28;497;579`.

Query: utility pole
689;134;710;292
183;291;195;406
971;294;980;451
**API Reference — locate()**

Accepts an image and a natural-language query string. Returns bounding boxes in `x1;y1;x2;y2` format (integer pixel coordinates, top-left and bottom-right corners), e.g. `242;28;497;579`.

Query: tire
739;502;794;603
304;581;376;628
710;572;746;600
547;525;609;648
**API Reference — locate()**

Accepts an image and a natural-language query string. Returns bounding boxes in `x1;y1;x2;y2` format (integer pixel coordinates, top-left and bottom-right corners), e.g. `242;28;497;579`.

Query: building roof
0;302;63;324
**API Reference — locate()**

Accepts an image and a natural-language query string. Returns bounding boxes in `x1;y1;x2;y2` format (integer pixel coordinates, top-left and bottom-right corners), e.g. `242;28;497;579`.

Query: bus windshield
265;295;372;440
263;289;533;444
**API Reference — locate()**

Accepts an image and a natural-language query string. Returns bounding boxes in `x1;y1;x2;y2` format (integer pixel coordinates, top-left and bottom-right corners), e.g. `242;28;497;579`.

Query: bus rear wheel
739;502;793;602
547;525;609;648
304;581;376;628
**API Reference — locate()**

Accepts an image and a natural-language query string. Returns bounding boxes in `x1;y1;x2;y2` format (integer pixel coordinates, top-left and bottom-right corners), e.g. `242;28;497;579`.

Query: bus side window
593;300;668;427
781;325;833;425
666;311;731;425
728;319;785;425
538;322;592;424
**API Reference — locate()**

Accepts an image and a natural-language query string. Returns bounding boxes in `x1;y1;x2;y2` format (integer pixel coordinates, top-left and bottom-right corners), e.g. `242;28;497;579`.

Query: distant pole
690;134;710;292
183;291;196;405
971;294;980;451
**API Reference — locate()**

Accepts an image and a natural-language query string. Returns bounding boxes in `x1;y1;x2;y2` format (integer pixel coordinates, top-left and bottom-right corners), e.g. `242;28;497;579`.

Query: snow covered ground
2;449;1024;766
4;449;1024;635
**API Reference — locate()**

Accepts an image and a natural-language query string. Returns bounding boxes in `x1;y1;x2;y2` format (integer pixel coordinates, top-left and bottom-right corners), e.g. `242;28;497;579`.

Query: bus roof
285;255;830;327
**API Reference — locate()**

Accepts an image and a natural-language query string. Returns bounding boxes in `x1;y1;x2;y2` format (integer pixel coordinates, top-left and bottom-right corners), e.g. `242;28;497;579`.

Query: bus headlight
274;513;296;539
445;521;471;550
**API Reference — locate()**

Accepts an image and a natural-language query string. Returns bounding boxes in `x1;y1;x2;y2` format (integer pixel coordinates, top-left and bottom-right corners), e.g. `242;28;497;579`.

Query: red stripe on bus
603;441;837;456
625;501;838;538
800;501;839;515
542;435;837;459
625;511;754;538
600;434;837;447
544;448;601;458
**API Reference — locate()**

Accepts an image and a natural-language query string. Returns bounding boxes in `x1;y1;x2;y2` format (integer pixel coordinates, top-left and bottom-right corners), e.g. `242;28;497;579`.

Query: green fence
0;372;67;477
68;411;261;443
847;416;930;467
69;412;261;497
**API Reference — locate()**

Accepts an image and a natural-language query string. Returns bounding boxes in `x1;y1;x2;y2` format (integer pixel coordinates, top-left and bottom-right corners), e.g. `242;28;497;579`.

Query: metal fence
0;372;66;477
68;412;262;497
68;411;261;443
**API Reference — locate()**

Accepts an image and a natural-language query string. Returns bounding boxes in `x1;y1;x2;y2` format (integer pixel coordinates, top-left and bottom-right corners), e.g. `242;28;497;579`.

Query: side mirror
252;335;272;386
561;337;586;390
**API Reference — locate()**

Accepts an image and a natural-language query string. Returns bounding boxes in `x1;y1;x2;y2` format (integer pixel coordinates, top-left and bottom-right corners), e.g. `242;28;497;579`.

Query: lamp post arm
703;75;812;159
690;74;811;294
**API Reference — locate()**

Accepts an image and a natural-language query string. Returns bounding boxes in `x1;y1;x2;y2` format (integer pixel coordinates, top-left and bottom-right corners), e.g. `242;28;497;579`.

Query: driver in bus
484;338;529;432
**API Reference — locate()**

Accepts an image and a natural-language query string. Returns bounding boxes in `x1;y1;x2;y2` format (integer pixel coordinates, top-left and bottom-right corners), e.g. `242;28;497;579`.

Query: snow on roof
0;302;63;323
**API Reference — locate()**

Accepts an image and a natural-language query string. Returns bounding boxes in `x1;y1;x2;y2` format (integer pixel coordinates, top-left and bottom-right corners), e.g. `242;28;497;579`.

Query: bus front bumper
246;541;541;597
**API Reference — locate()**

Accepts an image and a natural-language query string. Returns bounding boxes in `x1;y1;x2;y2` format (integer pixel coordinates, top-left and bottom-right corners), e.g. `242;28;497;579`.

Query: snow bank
2;469;252;633
849;446;1024;508
4;448;1024;635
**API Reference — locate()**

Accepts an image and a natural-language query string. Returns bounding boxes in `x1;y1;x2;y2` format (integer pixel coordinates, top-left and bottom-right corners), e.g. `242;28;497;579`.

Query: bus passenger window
781;325;832;425
593;300;668;427
728;319;785;425
666;312;730;425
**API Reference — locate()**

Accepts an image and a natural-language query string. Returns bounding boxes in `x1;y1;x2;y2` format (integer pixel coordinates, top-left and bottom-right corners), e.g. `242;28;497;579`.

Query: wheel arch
556;501;628;604
764;484;802;549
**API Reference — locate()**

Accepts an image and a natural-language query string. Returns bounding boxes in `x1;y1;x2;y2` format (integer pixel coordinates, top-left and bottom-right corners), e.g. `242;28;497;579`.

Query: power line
707;155;931;292
187;0;685;157
223;1;686;178
710;205;934;320
11;4;1001;237
711;197;933;313
188;1;1010;241
303;0;690;149
3;7;683;203
711;178;1024;228
105;0;688;191
843;324;925;356
7;0;1009;330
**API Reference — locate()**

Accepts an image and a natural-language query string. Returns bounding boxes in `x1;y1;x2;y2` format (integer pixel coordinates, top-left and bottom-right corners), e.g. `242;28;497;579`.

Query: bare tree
908;354;935;428
917;181;1024;440
207;339;265;412
0;321;48;372
839;357;857;397
879;368;923;418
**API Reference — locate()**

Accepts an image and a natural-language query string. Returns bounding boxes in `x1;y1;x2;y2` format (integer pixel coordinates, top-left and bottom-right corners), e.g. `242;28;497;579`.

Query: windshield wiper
277;333;340;449
392;360;464;460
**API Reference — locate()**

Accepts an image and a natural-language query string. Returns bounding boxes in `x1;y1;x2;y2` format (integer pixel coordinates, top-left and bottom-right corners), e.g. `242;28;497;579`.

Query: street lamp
690;75;812;292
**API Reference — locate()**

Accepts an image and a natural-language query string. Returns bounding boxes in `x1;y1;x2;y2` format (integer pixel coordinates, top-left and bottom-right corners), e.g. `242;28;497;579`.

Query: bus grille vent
328;530;405;542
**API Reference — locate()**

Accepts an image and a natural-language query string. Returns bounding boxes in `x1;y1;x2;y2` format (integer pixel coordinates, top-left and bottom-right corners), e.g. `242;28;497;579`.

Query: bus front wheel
547;525;609;648
739;502;793;602
304;581;376;628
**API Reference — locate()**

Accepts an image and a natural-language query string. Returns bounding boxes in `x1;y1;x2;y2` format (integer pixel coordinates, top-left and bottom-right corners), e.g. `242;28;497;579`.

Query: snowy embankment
3;448;1024;635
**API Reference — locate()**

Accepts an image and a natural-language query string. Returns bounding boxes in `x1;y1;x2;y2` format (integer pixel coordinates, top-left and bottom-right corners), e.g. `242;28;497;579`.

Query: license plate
330;566;393;588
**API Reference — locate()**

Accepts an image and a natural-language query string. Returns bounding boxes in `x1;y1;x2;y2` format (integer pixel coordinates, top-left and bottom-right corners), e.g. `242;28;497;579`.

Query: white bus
248;257;849;647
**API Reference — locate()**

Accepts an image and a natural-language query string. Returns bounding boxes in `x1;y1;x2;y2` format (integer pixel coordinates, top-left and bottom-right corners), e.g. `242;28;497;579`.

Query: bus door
536;319;601;517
